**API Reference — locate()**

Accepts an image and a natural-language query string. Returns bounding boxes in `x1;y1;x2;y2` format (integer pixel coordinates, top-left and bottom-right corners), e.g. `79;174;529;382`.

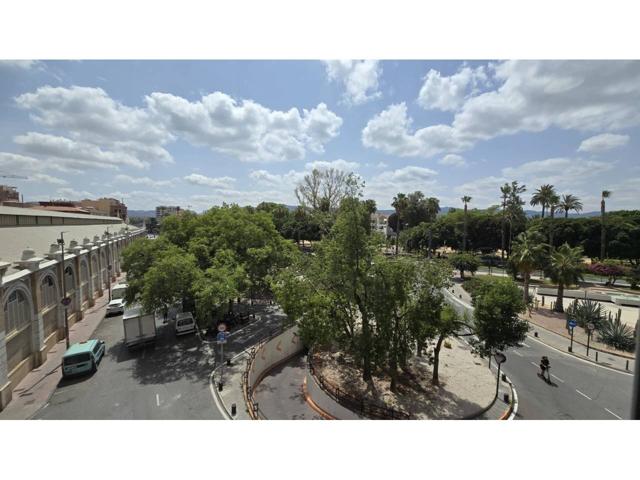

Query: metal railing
307;351;411;420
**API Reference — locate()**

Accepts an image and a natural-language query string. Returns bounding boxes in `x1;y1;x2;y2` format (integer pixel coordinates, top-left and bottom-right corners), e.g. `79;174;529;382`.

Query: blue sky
0;60;638;212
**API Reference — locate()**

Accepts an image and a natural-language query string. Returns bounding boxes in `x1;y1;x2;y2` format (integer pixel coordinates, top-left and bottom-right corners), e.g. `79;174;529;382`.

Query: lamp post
57;232;70;349
586;322;595;357
493;351;507;397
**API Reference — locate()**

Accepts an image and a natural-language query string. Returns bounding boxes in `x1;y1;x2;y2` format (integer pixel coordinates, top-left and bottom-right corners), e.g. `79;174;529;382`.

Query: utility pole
57;232;70;349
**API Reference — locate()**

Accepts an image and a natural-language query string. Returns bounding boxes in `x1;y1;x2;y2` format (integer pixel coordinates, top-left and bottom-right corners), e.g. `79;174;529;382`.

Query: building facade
0;206;144;411
0;185;20;206
155;205;181;222
78;198;128;221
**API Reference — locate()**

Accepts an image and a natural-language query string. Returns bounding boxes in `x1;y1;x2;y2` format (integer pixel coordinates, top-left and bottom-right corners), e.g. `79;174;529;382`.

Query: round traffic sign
493;352;507;365
217;323;227;332
587;323;595;331
61;297;71;306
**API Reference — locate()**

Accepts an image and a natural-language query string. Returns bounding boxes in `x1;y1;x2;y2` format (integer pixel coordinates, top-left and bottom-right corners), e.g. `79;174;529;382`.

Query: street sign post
493;352;506;397
61;297;71;307
217;323;227;332
568;319;577;352
586;322;595;356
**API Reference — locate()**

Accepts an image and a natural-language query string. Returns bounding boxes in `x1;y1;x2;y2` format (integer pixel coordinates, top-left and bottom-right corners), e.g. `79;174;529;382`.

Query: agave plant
598;318;636;352
565;299;605;331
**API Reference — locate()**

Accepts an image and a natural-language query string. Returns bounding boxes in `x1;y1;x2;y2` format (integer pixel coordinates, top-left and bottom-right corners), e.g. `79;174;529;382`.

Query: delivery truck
123;305;157;349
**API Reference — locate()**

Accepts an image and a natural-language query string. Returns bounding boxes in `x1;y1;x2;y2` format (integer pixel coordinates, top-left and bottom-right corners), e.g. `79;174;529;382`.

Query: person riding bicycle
539;356;550;381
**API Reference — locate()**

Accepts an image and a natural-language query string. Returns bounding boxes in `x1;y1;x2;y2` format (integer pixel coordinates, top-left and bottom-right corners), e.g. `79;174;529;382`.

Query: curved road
444;289;633;419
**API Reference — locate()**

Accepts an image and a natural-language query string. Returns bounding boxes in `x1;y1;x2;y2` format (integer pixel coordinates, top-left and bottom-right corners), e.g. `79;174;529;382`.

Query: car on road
106;298;126;316
175;312;197;336
62;339;106;378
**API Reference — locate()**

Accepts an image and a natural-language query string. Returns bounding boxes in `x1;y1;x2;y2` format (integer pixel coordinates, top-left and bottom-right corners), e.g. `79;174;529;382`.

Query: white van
175;312;197;336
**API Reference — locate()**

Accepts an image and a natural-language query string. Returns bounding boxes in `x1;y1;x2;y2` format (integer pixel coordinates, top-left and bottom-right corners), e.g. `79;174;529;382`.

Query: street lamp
57;232;71;349
493;351;507;397
586;322;595;356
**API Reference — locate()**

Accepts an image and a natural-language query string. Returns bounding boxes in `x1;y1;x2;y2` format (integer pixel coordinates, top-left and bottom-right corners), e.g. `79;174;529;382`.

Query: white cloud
439;154;467;167
146;92;342;162
418;66;487;111
364;61;640;158
324;60;382;105
364;165;440;207
577;133;630;153
304;159;360;172
29;173;68;185
0;60;43;70
249;169;306;188
184;173;236;189
362;102;472;158
0;152;67;185
56;187;96;200
115;174;174;188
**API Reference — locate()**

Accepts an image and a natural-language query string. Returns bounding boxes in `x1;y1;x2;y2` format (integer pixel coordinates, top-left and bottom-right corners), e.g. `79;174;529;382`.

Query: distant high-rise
156;205;181;221
0;185;20;206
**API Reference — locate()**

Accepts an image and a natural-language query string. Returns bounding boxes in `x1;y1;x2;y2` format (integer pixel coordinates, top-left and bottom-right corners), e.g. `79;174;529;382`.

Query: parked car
61;339;106;378
106;298;126;316
175;312;197;336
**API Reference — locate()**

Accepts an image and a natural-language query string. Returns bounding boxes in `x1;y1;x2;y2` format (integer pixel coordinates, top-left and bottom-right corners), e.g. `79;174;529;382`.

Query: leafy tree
470;277;529;358
294;168;362;212
448;252;480;279
549;243;584;313
392;193;409;255
511;229;547;303
530;184;558;218
427;304;466;386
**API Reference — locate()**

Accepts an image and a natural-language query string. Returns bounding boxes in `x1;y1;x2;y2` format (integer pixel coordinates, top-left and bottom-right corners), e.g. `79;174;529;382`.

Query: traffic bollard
534;331;538;337
231;403;237;416
595;351;598;362
568;346;572;352
226;358;231;366
627;360;630;371
503;393;510;403
501;373;507;382
218;381;223;391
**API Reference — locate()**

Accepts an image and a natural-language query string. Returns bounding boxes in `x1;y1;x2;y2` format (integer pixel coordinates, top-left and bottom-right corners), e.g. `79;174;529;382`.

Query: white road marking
521;342;531;348
156;394;160;406
512;350;523;357
551;373;565;383
604;408;622;420
530;361;539;368
575;389;592;401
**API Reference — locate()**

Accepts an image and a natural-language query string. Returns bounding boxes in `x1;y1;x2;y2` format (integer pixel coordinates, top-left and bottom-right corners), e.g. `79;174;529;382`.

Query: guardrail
307;351;411;420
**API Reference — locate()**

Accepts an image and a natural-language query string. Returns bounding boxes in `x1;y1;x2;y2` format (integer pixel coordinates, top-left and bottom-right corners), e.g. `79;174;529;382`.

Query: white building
0;206;145;411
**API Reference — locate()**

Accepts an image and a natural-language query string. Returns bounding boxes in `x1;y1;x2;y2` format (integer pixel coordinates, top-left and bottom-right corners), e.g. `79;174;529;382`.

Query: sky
0;59;638;212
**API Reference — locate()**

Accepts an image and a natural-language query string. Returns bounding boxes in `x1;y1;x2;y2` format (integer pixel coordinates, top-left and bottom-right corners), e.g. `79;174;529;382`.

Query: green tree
448;252;480;279
530;184;557;219
511;229;547;303
548;243;584;313
461;195;471;252
392;193;409;255
470;277;529;358
428;304;466;386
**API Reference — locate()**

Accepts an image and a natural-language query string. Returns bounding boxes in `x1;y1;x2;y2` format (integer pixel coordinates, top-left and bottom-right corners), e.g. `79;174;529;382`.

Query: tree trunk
565;211;569;219
463;204;468;252
541;205;545;218
389;355;398;393
554;283;565;313
460;267;465;279
432;334;445;386
501;213;506;260
357;296;372;382
523;271;530;304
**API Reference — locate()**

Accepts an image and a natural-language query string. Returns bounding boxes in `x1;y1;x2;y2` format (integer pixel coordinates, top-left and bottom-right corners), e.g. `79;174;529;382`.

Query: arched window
64;266;75;290
41;275;57;308
80;261;89;284
4;290;31;334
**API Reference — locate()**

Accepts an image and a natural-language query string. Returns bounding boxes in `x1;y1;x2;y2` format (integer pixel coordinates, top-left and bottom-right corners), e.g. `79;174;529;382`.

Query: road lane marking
575;389;592;401
604;408;622;420
512;350;523;357
521;342;531;348
156;394;160;406
530;361;539;368
551;373;565;383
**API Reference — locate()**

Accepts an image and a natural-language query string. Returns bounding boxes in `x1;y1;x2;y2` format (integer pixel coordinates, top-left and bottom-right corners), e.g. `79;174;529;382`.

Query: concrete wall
305;369;362;420
246;327;303;406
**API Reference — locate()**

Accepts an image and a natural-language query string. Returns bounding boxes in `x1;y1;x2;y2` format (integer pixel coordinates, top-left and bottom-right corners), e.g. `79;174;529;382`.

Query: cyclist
539;356;551;381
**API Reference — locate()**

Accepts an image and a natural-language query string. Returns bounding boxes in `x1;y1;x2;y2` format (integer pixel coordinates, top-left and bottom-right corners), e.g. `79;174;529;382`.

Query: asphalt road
444;290;634;420
34;313;222;420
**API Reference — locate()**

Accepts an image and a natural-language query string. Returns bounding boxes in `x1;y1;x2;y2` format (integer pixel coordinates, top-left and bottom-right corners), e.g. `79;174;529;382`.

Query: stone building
155;205;181;222
0;205;145;411
78;198;128;221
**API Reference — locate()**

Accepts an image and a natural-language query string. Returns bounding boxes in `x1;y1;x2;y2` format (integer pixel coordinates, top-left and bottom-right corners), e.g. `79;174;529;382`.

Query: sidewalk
211;350;251;419
0;274;124;420
450;276;635;373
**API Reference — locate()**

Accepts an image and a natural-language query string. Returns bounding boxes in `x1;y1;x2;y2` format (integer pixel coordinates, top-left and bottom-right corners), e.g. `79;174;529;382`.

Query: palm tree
530;184;557;218
500;183;511;260
461;195;471;252
601;190;611;260
548;193;560;247
511;230;547;303
506;181;526;257
549;243;584;313
557;194;583;218
392;193;408;255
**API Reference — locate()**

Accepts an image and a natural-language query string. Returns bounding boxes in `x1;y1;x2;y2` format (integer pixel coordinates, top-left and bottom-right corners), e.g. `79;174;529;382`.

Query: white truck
123;305;157;349
111;283;128;300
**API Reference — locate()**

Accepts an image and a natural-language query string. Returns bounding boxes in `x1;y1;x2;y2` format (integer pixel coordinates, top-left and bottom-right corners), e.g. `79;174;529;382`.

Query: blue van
61;339;106;378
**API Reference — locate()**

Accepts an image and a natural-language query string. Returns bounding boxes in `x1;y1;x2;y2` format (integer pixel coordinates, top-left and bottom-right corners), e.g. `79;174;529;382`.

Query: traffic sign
61;297;71;306
217;332;227;344
217;323;227;332
568;320;577;329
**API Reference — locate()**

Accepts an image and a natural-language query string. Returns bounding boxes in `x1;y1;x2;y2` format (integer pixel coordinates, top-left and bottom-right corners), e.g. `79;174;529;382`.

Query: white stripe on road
551;373;565;383
521;342;531;348
156;394;160;406
512;350;523;357
575;389;592;401
604;408;622;420
530;361;539;368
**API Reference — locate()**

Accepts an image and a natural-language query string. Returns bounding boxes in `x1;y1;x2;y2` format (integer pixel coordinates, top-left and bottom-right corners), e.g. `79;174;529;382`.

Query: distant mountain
128;209;156;218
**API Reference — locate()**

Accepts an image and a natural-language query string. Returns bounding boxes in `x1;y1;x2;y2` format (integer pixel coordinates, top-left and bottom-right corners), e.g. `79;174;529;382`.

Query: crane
0;174;28;179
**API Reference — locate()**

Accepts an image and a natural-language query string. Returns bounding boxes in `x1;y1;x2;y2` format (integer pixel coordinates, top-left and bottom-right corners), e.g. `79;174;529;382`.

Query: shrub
598;318;636;352
588;261;627;286
449;252;480;278
462;275;500;299
627;266;640;290
565;299;605;331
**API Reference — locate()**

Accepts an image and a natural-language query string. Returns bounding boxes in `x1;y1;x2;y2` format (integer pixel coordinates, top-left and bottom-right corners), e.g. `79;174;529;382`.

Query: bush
627;266;640;290
598;318;636;352
462;275;501;299
565;299;605;331
449;252;480;278
587;261;627;286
